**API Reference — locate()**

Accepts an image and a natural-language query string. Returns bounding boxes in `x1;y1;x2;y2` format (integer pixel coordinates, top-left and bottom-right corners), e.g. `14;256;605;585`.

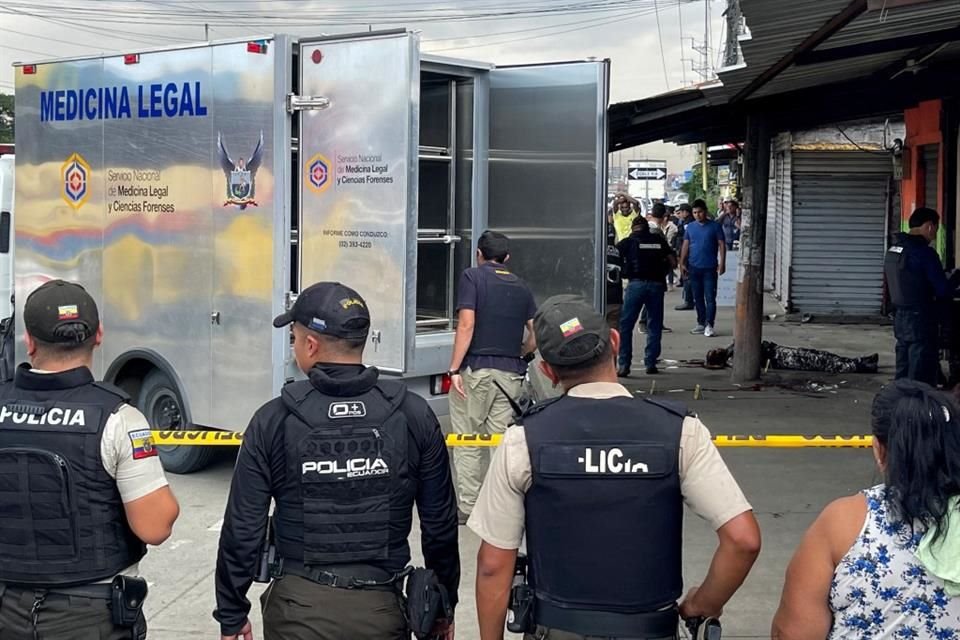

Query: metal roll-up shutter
764;149;779;290
775;143;793;307
791;151;892;316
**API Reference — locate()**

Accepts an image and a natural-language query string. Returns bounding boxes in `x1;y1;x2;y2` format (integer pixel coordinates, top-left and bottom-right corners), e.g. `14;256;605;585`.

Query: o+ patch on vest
129;429;157;460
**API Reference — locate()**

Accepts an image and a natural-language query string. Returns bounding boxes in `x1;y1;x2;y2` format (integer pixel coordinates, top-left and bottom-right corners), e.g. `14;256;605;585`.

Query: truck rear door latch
287;94;331;114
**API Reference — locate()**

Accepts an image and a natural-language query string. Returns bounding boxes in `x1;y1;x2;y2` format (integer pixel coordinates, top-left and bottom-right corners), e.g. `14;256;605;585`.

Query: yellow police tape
150;431;874;449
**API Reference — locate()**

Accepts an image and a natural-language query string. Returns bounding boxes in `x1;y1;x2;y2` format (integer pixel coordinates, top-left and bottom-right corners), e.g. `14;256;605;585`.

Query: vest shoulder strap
642;397;693;418
91;381;132;412
373;379;407;412
281;380;314;406
516;395;563;425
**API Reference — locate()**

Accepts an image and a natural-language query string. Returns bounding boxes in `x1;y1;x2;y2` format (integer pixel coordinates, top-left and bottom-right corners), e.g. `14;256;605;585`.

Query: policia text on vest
215;282;459;640
0;279;179;640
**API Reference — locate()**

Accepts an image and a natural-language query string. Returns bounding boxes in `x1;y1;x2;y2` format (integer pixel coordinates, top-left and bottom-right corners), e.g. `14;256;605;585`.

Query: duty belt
280;559;408;591
535;597;679;638
0;582;113;600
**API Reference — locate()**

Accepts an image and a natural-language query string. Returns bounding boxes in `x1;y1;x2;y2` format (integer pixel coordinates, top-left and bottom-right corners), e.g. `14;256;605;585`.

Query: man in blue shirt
883;207;957;385
680;199;726;337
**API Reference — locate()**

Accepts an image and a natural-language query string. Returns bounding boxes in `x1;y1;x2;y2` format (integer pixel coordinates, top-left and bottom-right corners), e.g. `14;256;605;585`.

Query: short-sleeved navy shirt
456;263;536;375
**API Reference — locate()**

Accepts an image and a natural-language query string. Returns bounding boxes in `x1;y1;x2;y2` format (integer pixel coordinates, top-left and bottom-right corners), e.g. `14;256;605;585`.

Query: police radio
507;555;534;633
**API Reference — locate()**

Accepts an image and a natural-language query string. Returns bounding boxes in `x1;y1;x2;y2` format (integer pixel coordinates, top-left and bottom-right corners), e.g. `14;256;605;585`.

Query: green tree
680;161;720;213
0;93;13;144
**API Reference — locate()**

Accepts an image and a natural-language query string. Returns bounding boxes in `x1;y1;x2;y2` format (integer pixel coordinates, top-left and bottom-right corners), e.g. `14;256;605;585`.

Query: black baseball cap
272;282;370;339
534;295;610;366
24;280;100;344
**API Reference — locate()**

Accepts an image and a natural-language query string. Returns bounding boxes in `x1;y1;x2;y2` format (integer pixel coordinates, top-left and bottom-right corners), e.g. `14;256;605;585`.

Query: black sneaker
617;368;630;378
646;366;659;375
674;304;695;311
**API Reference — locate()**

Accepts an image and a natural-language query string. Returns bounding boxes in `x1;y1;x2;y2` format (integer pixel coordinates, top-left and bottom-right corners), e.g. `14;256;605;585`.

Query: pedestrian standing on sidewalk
680;199;726;338
617;217;676;377
612;194;641;243
717;199;742;250
447;231;537;523
674;203;696;311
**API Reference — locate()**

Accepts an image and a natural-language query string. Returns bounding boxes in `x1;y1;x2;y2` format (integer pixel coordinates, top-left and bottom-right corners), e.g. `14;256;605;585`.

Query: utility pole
724;0;741;67
732;115;771;382
704;0;711;78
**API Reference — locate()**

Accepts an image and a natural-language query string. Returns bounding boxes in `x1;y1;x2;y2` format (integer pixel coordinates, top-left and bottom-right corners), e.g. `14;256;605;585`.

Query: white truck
12;31;609;472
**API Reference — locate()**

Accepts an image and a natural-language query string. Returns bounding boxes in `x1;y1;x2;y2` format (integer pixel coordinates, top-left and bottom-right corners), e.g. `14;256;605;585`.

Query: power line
0;0;655;26
678;0;687;85
0;25;113;50
427;8;654;52
653;0;669;90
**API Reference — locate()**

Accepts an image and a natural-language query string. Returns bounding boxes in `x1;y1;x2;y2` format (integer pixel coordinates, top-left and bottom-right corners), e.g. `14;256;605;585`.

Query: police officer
448;231;537;523
0;280;179;638
617;215;676;377
884;207;956;385
470;296;761;640
214;282;459;640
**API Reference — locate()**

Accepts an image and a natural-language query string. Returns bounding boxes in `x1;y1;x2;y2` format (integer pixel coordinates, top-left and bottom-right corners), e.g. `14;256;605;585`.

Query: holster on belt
403;568;453;640
109;575;148;639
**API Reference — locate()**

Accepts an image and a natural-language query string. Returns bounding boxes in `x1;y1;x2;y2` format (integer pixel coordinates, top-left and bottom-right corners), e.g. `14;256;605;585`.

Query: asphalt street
141;291;891;639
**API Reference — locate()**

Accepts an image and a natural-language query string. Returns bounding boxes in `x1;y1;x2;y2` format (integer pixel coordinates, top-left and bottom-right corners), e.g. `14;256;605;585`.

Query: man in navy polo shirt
680;199;726;337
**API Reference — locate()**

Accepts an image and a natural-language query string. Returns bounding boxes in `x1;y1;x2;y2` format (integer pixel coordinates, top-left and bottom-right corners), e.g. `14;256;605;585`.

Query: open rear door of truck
486;60;610;310
297;30;419;373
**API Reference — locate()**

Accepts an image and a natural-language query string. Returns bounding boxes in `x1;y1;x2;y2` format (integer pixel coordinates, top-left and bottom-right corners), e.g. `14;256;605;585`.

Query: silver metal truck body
13;32;608;472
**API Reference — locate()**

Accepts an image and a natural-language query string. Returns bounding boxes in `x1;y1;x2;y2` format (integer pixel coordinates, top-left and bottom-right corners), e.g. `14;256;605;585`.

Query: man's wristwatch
447;369;460;376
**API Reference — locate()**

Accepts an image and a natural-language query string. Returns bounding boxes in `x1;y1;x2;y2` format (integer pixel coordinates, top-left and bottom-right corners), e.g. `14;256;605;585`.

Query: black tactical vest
274;372;413;567
885;233;934;309
468;264;532;359
523;395;684;630
0;365;146;587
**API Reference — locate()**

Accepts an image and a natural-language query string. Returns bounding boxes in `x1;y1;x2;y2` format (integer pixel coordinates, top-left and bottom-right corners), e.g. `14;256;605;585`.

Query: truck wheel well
110;358;155;400
104;351;192;425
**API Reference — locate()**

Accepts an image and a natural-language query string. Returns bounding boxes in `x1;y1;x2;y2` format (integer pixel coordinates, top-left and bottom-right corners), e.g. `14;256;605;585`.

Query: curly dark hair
871;379;960;543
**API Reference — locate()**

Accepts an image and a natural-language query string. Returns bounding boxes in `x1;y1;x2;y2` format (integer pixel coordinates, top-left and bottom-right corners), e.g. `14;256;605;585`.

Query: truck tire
138;370;214;474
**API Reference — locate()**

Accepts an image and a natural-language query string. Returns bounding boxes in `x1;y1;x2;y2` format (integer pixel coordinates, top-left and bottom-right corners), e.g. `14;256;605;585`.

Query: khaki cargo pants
449;366;524;514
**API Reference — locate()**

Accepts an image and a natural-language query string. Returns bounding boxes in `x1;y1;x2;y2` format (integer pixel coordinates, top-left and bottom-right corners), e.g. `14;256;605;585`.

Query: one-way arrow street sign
628;167;667;181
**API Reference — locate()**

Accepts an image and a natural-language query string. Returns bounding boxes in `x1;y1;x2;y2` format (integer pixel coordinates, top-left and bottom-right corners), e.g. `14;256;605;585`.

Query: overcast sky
0;0;728;170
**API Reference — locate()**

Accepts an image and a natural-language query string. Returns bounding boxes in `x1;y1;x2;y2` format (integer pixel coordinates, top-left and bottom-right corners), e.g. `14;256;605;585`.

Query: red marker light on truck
247;41;268;54
311;49;323;64
431;374;453;396
123;54;140;65
22;65;36;75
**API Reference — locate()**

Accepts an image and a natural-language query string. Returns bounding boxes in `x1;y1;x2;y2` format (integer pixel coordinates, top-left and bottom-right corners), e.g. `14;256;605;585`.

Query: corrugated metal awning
609;0;960;149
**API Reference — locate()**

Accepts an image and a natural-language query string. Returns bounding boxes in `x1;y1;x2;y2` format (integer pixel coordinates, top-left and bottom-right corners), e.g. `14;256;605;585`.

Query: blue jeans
689;267;718;327
618;281;666;370
894;308;939;386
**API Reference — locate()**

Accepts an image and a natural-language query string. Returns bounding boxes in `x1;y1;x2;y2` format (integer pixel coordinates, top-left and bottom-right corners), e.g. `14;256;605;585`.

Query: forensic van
12;30;609;472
